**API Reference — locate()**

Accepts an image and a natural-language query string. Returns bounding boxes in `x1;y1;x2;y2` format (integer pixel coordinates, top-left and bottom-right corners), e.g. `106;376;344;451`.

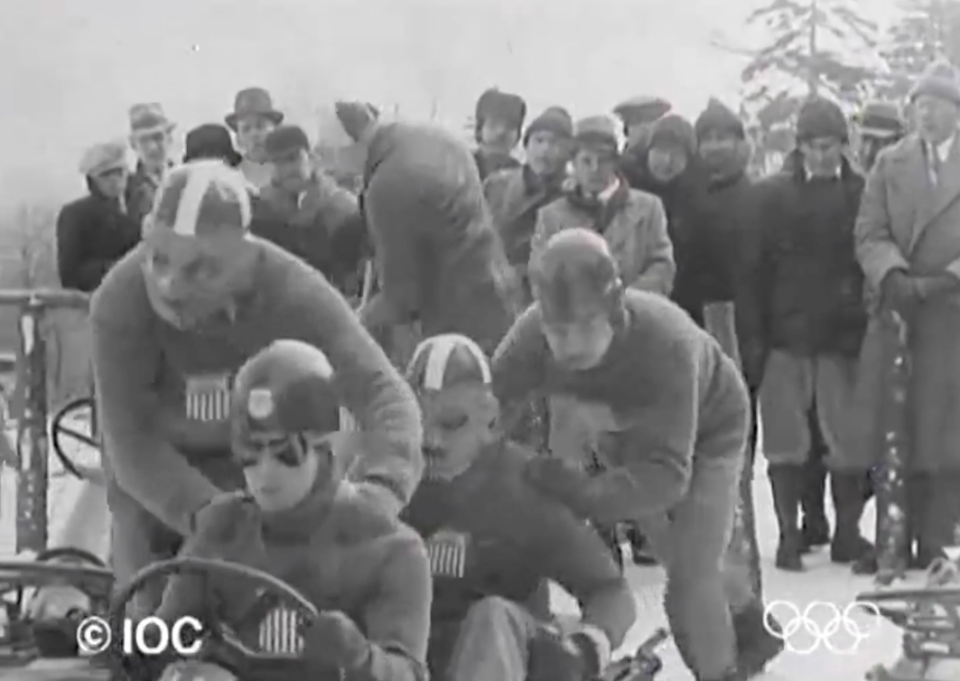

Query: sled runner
859;580;960;681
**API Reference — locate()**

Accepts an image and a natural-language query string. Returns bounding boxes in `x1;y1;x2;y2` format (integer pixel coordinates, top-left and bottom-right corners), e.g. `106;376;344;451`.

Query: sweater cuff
573;622;612;672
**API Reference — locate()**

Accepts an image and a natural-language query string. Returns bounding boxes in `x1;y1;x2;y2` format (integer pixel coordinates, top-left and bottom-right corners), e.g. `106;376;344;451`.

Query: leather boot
733;605;784;678
768;465;805;571
800;419;830;551
830;472;874;564
915;473;958;567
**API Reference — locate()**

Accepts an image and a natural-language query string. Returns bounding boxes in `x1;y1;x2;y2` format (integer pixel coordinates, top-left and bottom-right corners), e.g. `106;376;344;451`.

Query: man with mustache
90;159;423;615
492;229;750;681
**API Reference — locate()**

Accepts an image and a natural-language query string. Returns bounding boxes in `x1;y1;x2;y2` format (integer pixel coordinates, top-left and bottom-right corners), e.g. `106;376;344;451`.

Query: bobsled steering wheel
108;557;320;680
50;397;102;483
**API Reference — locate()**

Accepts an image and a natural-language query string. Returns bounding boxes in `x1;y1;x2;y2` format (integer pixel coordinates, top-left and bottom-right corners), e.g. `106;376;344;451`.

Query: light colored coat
852;133;960;471
530;189;675;296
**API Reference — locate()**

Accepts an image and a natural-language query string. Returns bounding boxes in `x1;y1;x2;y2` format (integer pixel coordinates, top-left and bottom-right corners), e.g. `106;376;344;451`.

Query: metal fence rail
0;288;89;553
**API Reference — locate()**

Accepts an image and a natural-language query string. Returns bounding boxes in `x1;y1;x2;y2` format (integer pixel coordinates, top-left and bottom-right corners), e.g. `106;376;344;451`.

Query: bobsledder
0;551;671;681
858;559;960;681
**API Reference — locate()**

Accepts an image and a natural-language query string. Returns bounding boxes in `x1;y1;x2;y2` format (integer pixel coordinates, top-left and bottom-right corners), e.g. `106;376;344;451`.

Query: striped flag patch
184;373;231;422
427;530;468;578
257;606;304;655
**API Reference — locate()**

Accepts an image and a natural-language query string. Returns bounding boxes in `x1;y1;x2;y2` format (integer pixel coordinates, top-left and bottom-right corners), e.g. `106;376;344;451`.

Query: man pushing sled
491;228;781;681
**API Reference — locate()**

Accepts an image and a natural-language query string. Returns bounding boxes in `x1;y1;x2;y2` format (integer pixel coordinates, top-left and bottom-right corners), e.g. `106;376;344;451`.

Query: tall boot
915;473;957;567
768;465;805;571
800;411;830;551
733;604;783;678
800;454;830;551
830;472;874;564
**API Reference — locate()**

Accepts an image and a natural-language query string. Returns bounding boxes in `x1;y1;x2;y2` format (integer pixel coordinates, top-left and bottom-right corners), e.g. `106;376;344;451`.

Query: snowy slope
0;435;919;681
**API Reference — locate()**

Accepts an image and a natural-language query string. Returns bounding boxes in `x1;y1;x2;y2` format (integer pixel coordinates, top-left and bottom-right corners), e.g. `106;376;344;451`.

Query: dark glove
301;611;372;672
529;625;598;681
881;270;920;314
189;494;266;564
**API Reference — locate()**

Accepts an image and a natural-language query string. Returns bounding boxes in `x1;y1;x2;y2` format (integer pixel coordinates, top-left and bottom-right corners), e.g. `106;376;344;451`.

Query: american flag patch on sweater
427;530;467;577
184;373;231;422
257;606;304;655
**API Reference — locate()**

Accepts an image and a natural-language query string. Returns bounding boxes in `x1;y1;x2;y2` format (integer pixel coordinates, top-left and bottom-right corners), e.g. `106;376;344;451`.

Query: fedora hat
225;87;284;131
129;103;175;137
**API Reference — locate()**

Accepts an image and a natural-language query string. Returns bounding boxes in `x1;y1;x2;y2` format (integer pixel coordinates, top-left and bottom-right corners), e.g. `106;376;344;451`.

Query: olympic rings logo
763;600;882;655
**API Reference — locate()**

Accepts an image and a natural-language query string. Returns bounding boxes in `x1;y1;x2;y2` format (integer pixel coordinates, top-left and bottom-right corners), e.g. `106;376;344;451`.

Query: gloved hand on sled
187;493;267;564
300;610;372;672
529;624;602;681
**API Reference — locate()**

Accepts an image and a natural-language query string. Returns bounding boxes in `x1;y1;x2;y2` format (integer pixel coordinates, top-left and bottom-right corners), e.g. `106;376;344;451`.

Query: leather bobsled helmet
530;228;624;324
231;340;341;464
406;333;492;393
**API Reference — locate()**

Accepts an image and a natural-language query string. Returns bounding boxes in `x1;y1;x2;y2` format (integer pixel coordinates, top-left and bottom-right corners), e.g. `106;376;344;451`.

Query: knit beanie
796;96;848;143
523;106;574;145
909;60;960;106
573;115;620;154
335;101;379;142
694;98;745;141
649;114;697;157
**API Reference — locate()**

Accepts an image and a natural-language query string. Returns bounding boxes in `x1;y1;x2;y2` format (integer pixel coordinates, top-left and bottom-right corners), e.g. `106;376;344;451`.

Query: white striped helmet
406;334;491;392
150;159;252;237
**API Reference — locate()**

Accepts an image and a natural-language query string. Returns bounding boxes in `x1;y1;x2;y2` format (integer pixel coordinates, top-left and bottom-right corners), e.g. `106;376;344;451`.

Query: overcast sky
0;0;899;207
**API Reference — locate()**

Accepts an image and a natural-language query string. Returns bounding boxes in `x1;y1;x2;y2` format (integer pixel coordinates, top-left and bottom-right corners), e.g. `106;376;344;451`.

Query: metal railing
0;288;89;553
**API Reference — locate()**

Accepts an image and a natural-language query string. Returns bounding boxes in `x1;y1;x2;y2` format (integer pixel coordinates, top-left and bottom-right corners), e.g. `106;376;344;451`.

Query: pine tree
879;0;960;98
740;0;880;107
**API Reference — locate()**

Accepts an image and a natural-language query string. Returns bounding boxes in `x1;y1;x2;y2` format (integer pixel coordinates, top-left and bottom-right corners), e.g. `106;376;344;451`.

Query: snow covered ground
0;430;919;681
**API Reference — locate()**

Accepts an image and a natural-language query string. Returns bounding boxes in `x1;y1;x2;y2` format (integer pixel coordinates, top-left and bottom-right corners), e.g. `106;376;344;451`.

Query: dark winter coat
56;179;142;292
474;150;520;181
754;151;867;359
483;165;566;303
403;440;633;675
252;172;368;295
362;122;517;354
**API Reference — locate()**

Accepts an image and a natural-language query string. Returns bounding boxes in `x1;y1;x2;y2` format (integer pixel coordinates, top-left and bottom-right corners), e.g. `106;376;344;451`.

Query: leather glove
528;625;598;681
524;457;593;516
881;270;921;315
301;610;372;672
188;494;266;564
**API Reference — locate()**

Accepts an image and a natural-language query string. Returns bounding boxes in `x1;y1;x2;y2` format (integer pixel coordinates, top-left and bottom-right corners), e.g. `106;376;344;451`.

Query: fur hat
475;89;527;128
